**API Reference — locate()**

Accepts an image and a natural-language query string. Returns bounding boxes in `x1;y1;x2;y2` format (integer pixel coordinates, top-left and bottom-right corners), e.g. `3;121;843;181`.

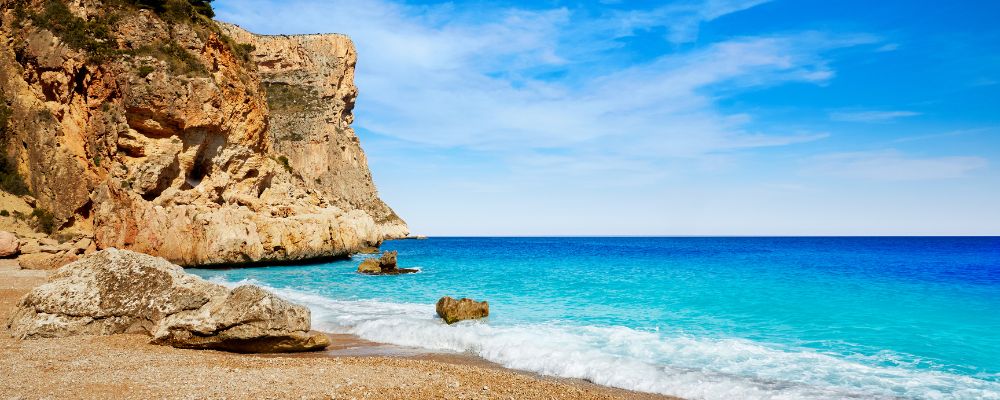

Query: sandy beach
0;260;673;400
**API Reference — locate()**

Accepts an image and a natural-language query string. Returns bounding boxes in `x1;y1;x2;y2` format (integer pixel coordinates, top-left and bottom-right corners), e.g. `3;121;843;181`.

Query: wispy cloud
608;0;772;44
806;150;987;180
890;128;993;144
218;0;871;173
829;110;921;122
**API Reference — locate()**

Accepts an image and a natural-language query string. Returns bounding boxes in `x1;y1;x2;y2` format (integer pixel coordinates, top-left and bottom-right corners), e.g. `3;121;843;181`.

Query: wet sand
0;260;676;399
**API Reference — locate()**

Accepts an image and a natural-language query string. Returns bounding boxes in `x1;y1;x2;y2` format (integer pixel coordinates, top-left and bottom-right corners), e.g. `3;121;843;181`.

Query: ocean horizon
190;236;1000;399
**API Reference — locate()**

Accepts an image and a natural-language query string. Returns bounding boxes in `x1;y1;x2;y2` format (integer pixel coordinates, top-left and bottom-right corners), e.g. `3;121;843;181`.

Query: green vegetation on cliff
0;101;30;196
131;0;216;20
10;0;222;64
21;0;116;59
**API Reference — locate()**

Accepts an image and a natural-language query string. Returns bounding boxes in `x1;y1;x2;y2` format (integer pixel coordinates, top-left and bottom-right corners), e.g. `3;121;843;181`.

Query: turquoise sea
189;237;1000;399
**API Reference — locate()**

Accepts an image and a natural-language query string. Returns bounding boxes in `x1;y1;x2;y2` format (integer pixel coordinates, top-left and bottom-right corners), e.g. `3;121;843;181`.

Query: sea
188;237;1000;400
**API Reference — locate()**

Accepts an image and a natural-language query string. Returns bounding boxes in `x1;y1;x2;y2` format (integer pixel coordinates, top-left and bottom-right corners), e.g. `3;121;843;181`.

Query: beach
0;260;673;400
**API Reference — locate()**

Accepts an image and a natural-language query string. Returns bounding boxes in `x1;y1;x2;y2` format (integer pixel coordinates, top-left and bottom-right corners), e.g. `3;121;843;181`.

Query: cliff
0;0;407;266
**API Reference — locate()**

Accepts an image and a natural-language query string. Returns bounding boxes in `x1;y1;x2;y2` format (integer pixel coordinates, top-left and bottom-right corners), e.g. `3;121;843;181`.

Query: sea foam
215;279;1000;400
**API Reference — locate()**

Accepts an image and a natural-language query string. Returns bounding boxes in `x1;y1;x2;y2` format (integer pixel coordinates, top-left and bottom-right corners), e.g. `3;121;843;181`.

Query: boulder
0;231;19;258
357;250;417;275
17;252;78;270
152;285;330;353
436;296;489;324
7;249;329;353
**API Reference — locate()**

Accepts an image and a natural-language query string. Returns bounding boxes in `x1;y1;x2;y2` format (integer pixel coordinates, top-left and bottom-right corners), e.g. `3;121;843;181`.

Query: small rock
39;238;58;246
0;231;19;258
357;259;382;274
357;250;417;275
436;296;489;325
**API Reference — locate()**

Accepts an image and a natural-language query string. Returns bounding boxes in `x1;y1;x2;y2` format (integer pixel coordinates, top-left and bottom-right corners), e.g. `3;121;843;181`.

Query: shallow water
189;237;1000;399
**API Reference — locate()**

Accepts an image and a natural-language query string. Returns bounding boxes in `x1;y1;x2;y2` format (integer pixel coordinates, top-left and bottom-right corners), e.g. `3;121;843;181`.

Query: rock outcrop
0;1;406;266
10;231;95;270
357;250;417;275
436;296;489;324
7;248;329;353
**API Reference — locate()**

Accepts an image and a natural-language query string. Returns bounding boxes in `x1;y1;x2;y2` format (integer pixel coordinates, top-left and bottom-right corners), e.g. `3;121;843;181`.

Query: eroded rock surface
0;1;406;266
7;249;329;353
436;296;489;324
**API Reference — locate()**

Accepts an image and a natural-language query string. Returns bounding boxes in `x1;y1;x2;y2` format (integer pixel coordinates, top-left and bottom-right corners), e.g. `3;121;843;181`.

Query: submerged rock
436;296;489;324
7;249;329;353
357;250;418;275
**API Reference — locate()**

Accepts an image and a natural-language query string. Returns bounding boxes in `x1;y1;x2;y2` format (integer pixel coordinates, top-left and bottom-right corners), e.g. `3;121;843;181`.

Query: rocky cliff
0;0;407;266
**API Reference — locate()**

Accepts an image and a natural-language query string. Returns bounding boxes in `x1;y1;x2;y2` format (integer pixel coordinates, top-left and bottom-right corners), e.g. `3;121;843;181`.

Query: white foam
219;280;1000;400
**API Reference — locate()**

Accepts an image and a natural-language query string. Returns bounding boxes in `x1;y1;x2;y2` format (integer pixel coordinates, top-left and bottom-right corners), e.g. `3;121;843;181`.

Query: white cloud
216;0;871;176
829;110;921;122
807;150;988;180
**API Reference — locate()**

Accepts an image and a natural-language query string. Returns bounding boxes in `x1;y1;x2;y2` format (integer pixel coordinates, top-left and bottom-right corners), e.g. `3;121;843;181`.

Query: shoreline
0;260;677;399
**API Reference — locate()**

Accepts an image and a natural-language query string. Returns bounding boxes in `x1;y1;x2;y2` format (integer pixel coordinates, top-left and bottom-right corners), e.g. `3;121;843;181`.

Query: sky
214;0;1000;236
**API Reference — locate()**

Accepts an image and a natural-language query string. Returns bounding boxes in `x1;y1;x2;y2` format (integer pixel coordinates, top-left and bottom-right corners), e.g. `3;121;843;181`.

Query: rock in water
357;250;418;275
436;296;489;324
357;259;383;274
7;249;329;353
0;231;19;258
377;250;398;269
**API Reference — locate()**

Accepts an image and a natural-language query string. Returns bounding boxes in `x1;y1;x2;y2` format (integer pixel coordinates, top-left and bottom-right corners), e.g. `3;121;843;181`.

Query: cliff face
218;23;402;228
0;0;407;266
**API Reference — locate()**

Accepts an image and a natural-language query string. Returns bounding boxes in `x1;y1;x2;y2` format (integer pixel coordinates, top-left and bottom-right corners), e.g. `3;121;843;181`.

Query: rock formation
0;0;406;266
436;296;489;324
7;248;330;353
357;250;417;275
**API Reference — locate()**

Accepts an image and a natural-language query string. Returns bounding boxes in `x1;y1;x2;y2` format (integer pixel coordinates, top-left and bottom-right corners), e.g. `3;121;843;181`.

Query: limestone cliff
0;0;407;266
218;23;401;229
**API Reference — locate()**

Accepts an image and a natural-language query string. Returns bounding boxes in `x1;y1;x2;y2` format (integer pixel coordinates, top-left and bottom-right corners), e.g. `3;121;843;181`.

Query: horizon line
394;235;1000;238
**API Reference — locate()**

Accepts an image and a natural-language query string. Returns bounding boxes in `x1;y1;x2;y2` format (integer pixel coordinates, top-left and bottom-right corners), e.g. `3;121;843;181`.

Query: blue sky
215;0;1000;235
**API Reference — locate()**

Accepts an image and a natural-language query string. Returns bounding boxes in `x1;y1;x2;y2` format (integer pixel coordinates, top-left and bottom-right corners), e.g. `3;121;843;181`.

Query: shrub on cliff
134;42;207;76
30;208;56;234
128;0;215;20
0;103;29;196
28;0;116;59
0;157;30;196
